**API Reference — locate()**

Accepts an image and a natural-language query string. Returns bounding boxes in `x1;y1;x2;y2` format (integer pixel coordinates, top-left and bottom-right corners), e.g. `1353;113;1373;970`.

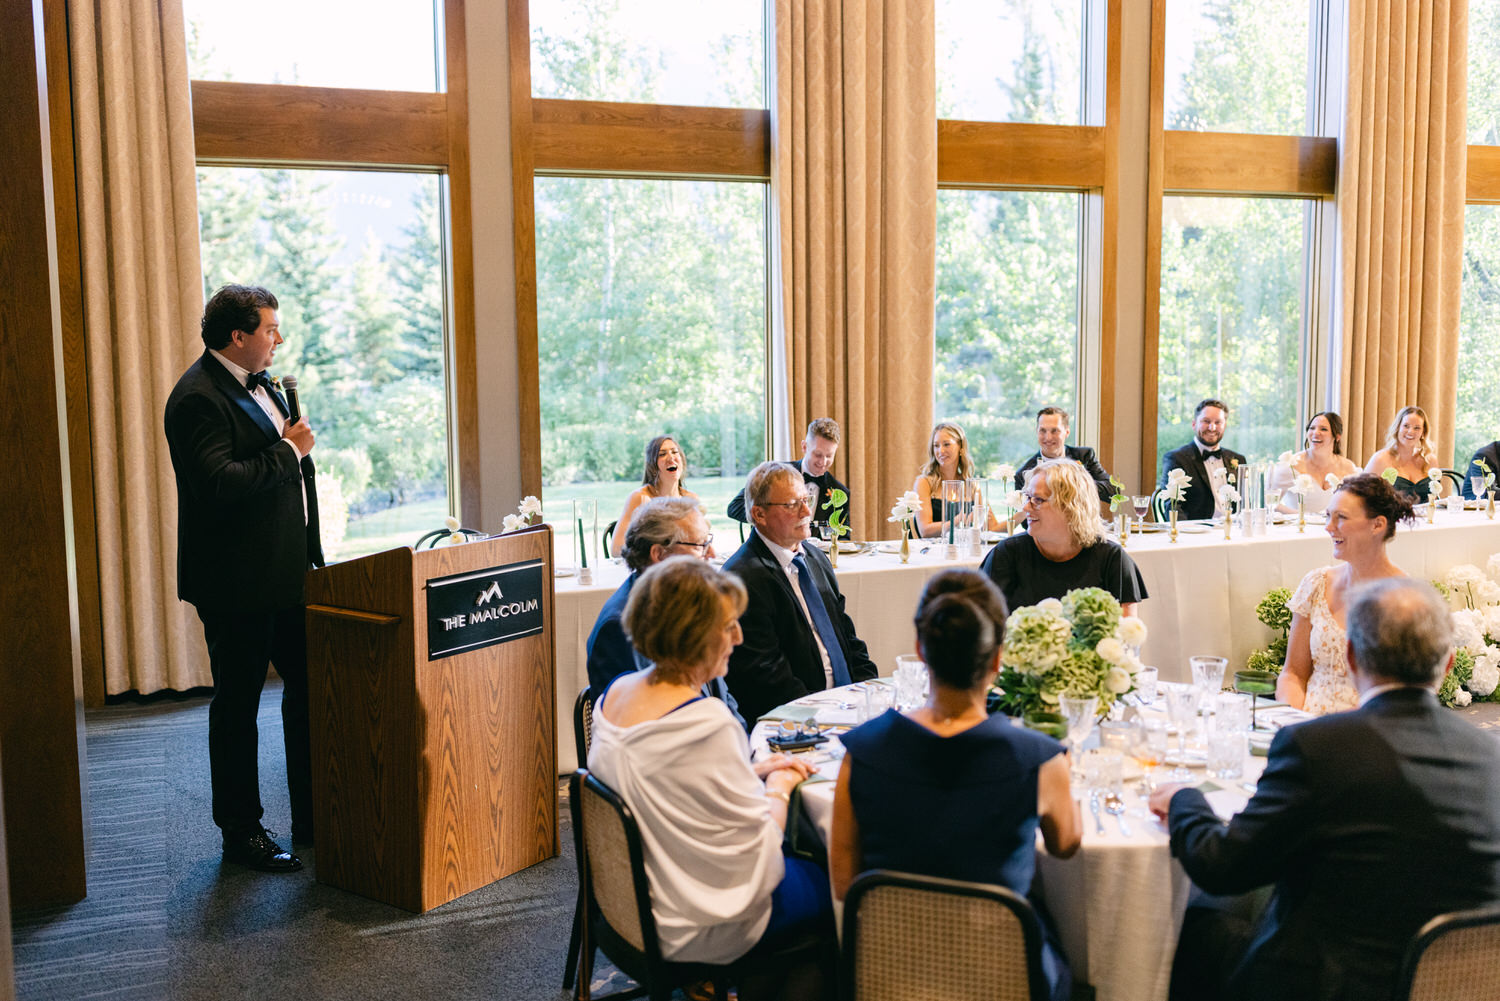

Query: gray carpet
8;683;638;1001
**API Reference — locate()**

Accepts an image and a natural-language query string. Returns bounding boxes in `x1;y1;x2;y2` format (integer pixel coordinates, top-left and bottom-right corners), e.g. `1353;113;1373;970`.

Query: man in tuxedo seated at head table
584;496;742;726
1462;437;1500;499
163;283;324;874
1014;405;1113;503
728;418;850;532
723;461;878;727
1157;398;1247;520
1148;577;1500;1001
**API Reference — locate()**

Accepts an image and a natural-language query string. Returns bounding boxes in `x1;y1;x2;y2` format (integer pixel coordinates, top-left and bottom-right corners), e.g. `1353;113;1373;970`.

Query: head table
552;510;1500;771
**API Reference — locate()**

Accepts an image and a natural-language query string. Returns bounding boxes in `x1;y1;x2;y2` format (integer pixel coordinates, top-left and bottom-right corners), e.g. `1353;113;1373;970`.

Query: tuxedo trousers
196;603;313;839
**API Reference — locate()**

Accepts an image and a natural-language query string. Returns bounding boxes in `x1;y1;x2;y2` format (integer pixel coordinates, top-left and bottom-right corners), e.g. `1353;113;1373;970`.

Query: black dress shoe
222;828;303;872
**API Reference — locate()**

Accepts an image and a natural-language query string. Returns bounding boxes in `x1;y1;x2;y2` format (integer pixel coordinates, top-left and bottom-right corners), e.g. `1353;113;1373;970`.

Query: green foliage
824;489;849;539
996;589;1132;716
1166;0;1309;135
1440;649;1477;709
1246;585;1294;674
1062;588;1120;648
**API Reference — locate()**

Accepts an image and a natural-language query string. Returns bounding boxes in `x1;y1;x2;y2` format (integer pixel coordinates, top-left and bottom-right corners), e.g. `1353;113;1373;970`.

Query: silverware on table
1104;793;1131;837
1089;793;1106;834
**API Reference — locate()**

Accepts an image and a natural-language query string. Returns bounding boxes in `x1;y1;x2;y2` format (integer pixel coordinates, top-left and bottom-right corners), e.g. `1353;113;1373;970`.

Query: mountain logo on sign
475;581;503;606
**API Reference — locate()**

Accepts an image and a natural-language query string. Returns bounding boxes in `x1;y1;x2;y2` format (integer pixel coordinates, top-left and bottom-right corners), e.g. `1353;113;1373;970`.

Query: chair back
574;687;595;768
603;520;618;558
1151;487;1170;523
842;870;1049;1001
1440;468;1466;495
1396;904;1500;1001
572;770;660;960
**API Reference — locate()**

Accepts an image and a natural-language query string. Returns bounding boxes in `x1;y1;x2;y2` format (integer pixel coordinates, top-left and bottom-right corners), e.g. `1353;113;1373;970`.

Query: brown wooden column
0;0;89;908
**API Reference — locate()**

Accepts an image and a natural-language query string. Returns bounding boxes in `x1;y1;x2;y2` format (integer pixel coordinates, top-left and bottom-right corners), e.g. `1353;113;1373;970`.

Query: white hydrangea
1452;609;1487;657
1483;605;1500;644
1095;637;1126;665
1447;564;1487;592
1487;552;1500;583
1478;579;1500;608
1455;689;1473;708
1468;651;1500;698
1038;598;1065;616
1105;667;1132;694
1118;616;1148;648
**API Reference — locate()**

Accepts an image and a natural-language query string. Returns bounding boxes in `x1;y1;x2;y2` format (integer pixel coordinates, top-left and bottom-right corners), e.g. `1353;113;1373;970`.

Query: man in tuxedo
1149;578;1500;1001
164;284;324;873
1158;398;1247;520
1013;406;1113;503
585;496;742;725
723;461;878;726
728;418;850;530
1462;438;1500;499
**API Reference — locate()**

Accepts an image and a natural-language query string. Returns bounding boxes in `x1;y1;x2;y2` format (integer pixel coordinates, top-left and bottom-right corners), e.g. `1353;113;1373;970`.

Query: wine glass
1475;476;1488;505
1132;494;1151;531
1132;718;1169;791
1190;656;1228;710
1162;682;1199;781
1234;669;1277;731
1059;694;1099;753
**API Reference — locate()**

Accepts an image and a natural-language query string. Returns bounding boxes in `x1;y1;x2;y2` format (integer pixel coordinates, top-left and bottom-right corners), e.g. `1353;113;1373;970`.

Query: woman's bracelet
766;788;792;804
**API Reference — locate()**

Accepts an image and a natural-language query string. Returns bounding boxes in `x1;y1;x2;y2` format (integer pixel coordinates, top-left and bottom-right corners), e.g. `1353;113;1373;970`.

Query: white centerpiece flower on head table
888;490;921;561
1163;468;1191;541
1438;552;1500;708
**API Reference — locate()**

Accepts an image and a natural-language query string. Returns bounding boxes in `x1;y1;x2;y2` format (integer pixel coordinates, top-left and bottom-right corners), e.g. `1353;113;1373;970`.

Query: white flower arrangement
1219;483;1241;506
1325;473;1343;489
1277;450;1295;466
1448;564;1490;609
1163;468;1192;505
1118;615;1148;649
1006;490;1026;511
500;495;545;536
994;588;1141;716
1437;552;1500;708
888;490;921;538
994;463;1015;482
1469;651;1500;698
444;515;463;545
1488;553;1500;583
1454;689;1474;708
1289;473;1317;497
1452;609;1487;657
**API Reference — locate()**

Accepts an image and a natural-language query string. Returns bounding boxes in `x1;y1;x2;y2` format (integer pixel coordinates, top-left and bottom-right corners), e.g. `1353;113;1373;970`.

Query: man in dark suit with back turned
164;284;324;873
723;461;878;727
1014;406;1113;503
1158;398;1247;520
1149;577;1500;1001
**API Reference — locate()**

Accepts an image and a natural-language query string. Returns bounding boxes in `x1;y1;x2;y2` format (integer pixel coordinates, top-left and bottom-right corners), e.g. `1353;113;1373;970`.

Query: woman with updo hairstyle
1276;473;1416;714
1269;411;1361;513
830;569;1080;1001
588;557;832;995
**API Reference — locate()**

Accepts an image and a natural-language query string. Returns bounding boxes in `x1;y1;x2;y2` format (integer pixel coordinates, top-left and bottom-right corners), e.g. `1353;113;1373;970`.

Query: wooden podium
304;525;557;912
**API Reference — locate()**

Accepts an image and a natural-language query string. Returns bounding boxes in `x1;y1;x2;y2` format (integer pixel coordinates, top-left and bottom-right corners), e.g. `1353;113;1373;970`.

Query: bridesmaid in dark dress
830;570;1081;1001
1363;405;1444;502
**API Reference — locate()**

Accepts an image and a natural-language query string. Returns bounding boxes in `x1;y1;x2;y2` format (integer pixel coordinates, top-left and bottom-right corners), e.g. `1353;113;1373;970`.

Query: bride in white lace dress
1276;474;1416;714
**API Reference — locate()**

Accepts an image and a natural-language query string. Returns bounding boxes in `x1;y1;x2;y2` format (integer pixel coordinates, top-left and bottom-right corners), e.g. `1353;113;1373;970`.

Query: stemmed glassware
1132;495;1151;531
1162;682;1199;782
1234;669;1277;731
1132;718;1169;791
1475;477;1488;506
1059;694;1099;787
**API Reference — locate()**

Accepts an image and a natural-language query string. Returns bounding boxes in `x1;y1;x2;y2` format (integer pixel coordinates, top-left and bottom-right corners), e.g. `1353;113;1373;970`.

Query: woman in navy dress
829;570;1081;1001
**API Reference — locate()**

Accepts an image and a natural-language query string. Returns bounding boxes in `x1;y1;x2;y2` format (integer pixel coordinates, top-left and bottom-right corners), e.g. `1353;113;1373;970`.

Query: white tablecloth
552;511;1500;770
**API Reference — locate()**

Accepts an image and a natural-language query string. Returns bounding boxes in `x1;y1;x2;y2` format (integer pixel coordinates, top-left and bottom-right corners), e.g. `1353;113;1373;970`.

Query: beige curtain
71;0;210;693
1339;0;1467;465
774;0;937;542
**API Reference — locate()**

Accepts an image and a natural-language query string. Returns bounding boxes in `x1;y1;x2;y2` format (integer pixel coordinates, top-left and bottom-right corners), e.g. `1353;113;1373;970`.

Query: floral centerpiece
1218;481;1241;539
1478;459;1497;518
991;587;1147;718
1437;559;1500;708
990;464;1017;530
888;490;921;562
1162;468;1191;541
1107;475;1130;541
1245;587;1293;675
1287;472;1317;531
822;488;851;565
502;495;543;534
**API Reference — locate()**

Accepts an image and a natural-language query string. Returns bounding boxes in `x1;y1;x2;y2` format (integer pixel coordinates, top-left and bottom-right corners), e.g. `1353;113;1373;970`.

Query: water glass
1135;666;1158;704
1059;694;1099;753
860;684;894;722
1206;728;1247;779
1162;682;1199;781
1212;692;1250;734
1475;476;1488;501
1132;718;1169;789
1190;655;1228;705
1098;719;1134;753
1081;747;1124;796
893;655;927;711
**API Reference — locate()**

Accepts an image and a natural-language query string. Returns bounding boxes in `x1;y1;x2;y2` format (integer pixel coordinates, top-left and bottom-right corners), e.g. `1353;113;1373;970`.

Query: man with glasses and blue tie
585;496;742;724
723;461;878;727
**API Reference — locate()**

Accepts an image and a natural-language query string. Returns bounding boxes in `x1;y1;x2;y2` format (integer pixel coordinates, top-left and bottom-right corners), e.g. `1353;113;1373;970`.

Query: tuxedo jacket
722;531;877;726
727;468;851;529
1167;688;1500;1001
1158;442;1247;520
1014;445;1114;503
164;351;324;614
1463;441;1500;499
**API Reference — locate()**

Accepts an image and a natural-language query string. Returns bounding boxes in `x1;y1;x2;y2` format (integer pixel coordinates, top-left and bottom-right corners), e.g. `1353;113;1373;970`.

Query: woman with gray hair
979;458;1147;616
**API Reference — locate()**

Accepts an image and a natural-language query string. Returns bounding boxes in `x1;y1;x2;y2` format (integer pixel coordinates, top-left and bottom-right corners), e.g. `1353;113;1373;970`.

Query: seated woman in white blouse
1269;411;1361;514
588;556;832;998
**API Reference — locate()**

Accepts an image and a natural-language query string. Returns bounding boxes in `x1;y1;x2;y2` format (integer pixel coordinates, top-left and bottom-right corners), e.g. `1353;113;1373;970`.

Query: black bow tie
1200;447;1220;459
247;371;274;393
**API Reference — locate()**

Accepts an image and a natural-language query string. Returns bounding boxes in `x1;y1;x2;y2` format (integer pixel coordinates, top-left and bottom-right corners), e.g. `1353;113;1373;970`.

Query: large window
534;178;767;559
530;0;765;107
1164;0;1316;135
1459;206;1500;466
197;167;450;561
936;0;1084;124
935;190;1081;473
1157;196;1306;466
183;0;441;91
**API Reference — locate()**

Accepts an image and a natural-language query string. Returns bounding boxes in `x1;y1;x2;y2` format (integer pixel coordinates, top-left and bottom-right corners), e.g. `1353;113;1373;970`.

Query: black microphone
282;375;301;423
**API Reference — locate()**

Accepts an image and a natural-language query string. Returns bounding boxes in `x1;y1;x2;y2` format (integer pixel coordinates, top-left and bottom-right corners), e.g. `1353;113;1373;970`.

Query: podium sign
426;559;545;659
